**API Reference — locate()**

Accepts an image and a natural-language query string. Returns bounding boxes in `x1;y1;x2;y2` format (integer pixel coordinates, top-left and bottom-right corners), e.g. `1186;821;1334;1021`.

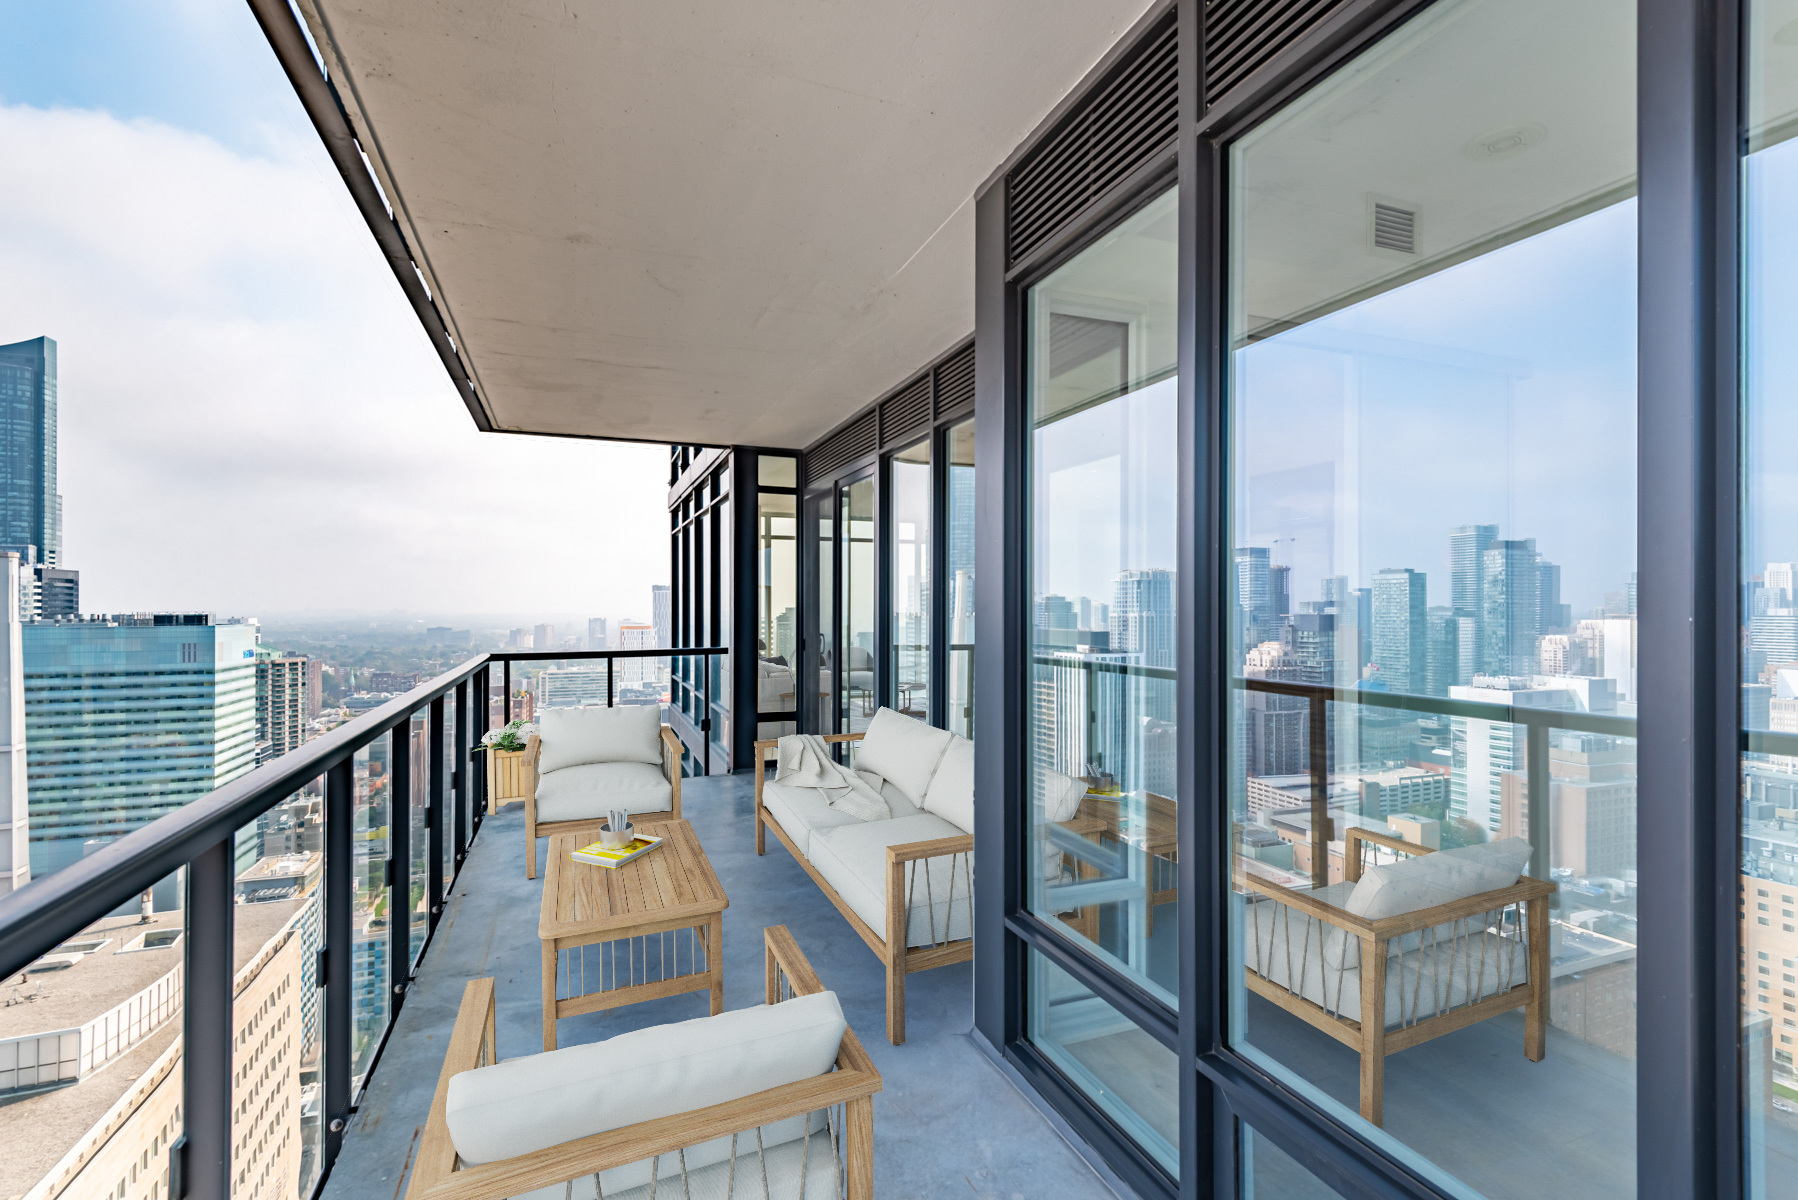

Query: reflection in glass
947;418;977;739
840;476;877;734
1743;2;1798;1189
1029;950;1178;1171
1026;186;1180;1006
1224;2;1636;1195
891;439;931;719
1243;1126;1340;1198
758;454;797;488
757;491;799;738
351;742;389;1089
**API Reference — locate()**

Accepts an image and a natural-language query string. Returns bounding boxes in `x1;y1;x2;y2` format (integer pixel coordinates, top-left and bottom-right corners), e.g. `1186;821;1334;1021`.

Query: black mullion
389;723;411;995
453;681;468;875
1007;911;1177;1048
930;418;950;729
1638;0;1742;1196
733;450;761;767
323;758;353;1167
878;454;894;712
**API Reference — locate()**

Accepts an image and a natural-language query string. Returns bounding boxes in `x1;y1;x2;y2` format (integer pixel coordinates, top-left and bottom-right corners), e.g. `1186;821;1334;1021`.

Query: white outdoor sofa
1236;826;1556;1126
407;926;880;1200
522;704;684;880
755;708;974;1045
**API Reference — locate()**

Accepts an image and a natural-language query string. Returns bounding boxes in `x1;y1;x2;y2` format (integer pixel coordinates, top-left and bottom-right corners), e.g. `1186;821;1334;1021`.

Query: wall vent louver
1006;12;1178;268
880;377;932;447
1204;0;1352;108
933;344;976;418
1372;202;1417;254
807;412;877;486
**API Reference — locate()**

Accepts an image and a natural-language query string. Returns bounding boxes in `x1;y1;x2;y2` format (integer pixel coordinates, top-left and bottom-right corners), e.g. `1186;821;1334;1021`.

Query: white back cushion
854;707;953;807
537;704;663;772
923;735;975;835
445;990;847;1165
1346;837;1532;923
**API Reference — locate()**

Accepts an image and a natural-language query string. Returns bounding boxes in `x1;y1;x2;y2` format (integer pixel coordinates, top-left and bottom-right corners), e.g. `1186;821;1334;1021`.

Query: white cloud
0;102;669;618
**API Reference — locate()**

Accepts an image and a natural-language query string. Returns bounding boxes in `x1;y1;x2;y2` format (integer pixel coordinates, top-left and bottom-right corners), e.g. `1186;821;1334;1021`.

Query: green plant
482;717;531;753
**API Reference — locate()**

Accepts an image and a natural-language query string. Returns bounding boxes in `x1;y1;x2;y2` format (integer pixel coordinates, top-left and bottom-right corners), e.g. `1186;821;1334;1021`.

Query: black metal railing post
503;659;512;723
1525;720;1551;883
607;656;615;707
428;696;446;925
389;721;412;993
324;757;354;1166
702;653;712;776
182;836;235;1200
454;680;468;870
1308;693;1329;890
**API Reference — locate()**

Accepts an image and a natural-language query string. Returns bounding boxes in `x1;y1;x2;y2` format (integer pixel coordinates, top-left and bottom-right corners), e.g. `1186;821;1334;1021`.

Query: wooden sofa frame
754;732;972;1046
1238;826;1556;1127
522;724;684;880
407;925;880;1200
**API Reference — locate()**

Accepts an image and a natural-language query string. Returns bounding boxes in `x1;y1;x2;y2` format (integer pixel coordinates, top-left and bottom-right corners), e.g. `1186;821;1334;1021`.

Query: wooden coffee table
538;820;728;1050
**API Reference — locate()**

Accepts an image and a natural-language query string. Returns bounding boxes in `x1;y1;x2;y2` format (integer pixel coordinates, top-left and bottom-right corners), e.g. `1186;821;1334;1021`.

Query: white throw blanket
773;734;890;822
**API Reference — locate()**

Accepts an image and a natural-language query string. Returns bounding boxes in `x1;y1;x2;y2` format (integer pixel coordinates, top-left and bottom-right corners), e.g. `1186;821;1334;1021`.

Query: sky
0;2;669;621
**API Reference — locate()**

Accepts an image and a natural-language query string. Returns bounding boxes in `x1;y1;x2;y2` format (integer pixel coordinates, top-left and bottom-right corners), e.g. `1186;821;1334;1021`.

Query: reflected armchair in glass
1049;786;1179;940
1233;827;1555;1126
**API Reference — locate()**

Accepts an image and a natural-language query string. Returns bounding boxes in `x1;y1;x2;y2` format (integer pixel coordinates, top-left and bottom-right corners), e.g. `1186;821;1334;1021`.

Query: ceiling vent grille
933;343;976;418
1007;12;1178;268
807;412;877;486
1204;0;1350;108
1372;203;1417;254
881;377;933;447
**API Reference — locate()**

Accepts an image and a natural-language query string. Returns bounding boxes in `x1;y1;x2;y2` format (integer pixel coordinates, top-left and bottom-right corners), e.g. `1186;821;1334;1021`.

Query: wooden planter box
485;747;530;814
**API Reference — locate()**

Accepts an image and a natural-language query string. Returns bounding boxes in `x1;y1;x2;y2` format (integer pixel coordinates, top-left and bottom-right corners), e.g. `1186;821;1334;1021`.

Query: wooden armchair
407;925;880;1200
754;731;974;1045
522;722;683;880
1236;826;1555;1127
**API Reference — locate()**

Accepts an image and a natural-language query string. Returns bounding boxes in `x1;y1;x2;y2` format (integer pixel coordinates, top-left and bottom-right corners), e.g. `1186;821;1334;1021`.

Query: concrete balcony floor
327;772;1122;1200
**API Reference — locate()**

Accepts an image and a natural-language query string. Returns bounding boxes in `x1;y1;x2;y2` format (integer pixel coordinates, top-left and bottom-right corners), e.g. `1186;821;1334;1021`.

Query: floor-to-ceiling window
840;473;877;734
891;439;931;719
810;486;836;733
1223;2;1637;1195
947;417;977;739
1742;2;1798;1190
1024;184;1180;1171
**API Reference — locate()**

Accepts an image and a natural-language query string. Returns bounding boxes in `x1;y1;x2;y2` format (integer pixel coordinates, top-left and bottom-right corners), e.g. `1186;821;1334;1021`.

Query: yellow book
571;833;664;868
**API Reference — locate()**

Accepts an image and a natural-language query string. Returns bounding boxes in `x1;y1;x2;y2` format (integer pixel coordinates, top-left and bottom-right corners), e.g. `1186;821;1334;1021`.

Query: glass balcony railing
0;646;724;1200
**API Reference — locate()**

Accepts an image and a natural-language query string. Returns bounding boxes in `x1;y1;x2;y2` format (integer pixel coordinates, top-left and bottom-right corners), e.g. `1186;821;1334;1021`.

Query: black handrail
1233;675;1639;737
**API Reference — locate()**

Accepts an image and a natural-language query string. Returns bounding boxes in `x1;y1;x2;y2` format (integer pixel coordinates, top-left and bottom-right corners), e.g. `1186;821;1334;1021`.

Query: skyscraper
1449;524;1499;617
1111;569;1176;668
0;337;62;570
533;623;556;651
1537;557;1570;631
1235;547;1272;644
0;555;26;896
587;616;608;650
1036;594;1078;630
1371;568;1428;694
256;653;309;758
1480;538;1541;677
652;584;672;651
1269;564;1291;622
1426;606;1474;696
23;614;258;878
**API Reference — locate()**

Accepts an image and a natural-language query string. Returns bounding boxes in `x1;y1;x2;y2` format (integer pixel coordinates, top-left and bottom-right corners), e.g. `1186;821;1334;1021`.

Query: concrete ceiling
296;0;1157;448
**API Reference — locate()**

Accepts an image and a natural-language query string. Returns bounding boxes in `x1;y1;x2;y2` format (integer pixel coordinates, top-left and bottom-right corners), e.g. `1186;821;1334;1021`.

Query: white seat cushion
538;705;664;772
535;761;671;823
761;778;921;856
853;708;953;807
922;735;974;835
445;991;847;1168
807;813;972;948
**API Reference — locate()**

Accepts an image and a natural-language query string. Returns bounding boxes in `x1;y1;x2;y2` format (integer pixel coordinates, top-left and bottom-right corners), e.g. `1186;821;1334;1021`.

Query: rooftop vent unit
1372;202;1418;255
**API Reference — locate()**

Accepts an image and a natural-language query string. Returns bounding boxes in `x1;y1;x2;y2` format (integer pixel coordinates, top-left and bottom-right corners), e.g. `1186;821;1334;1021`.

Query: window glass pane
759;455;797;488
409;712;429;961
948;418;977;739
1225;2;1636;1195
1026;187;1180;1006
1028;950;1178;1172
1243;1126;1340;1199
1743;4;1798;1192
757;491;798;733
351;740;389;1091
840;476;876;735
891;439;930;719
